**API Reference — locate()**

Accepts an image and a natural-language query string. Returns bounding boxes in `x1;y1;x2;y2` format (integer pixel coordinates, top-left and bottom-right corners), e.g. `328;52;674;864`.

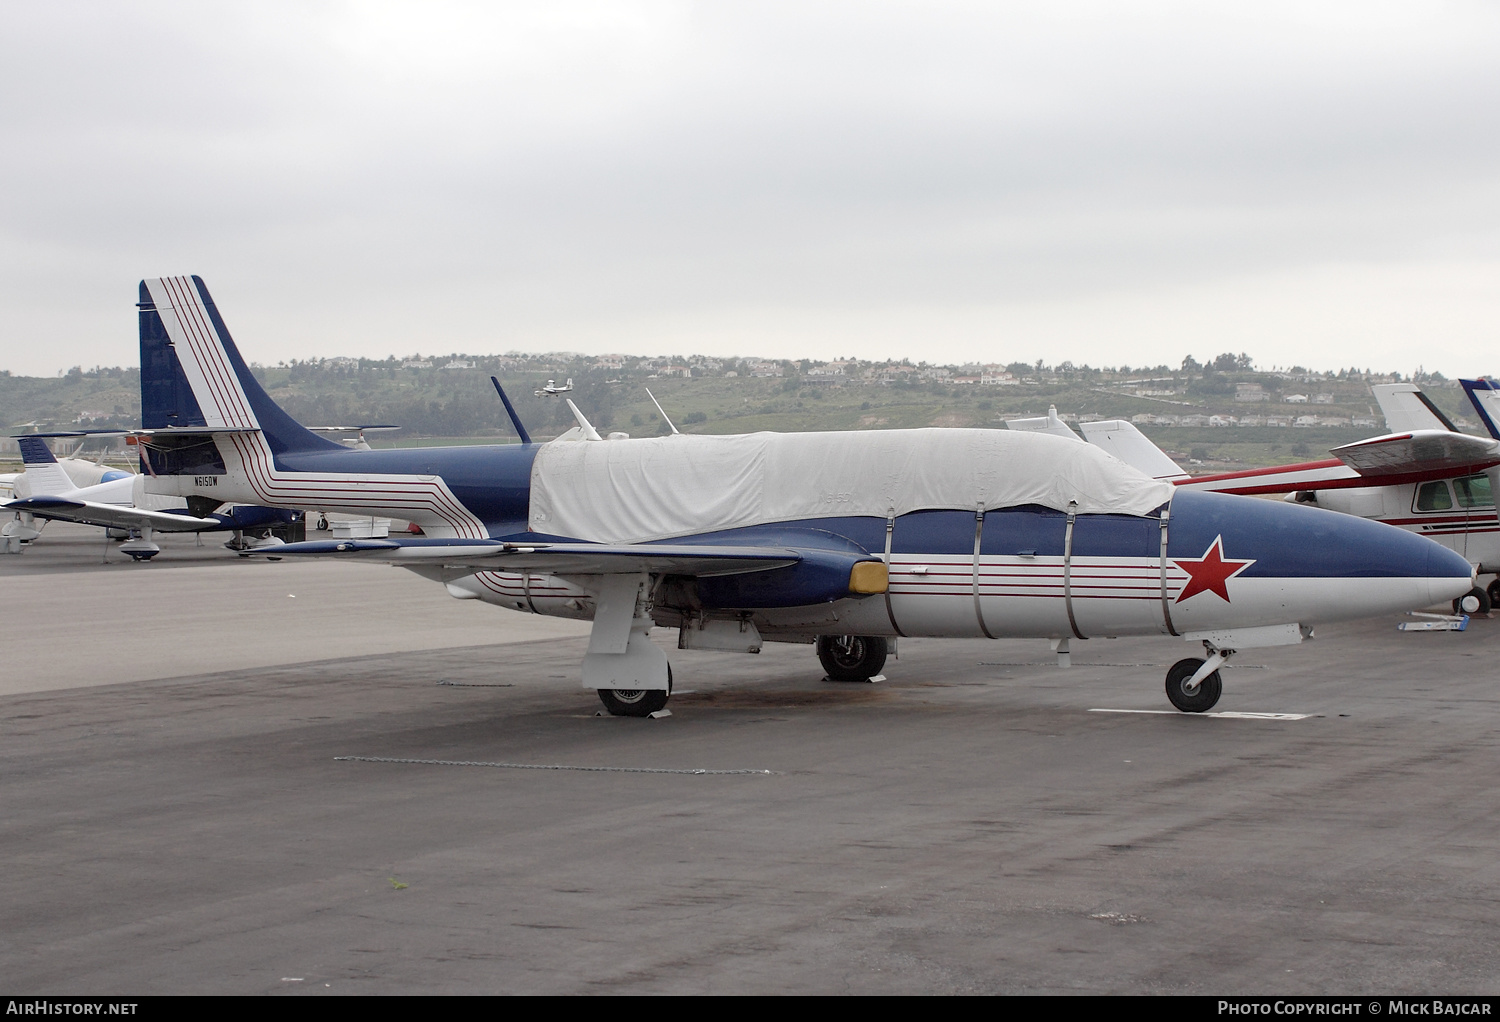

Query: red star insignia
1173;535;1255;603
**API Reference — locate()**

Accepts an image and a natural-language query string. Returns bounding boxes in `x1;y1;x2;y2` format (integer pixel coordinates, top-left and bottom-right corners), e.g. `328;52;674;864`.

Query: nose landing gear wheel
597;667;672;717
1165;657;1222;713
1455;586;1491;616
817;635;888;682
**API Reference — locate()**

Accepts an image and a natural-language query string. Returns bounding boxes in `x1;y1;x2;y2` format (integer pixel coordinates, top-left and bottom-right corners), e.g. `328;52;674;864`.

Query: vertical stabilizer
1461;379;1500;440
15;437;79;497
138;277;339;455
1372;383;1457;434
1078;420;1191;481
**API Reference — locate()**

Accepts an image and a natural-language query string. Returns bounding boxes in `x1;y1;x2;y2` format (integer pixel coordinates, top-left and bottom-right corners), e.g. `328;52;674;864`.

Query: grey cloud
3;1;1499;374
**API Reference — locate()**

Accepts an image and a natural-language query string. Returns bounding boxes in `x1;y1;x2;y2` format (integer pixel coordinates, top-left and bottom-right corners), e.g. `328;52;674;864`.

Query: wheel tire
1487;578;1500;610
597;667;672;717
1456;586;1492;616
1165;657;1222;713
817;635;888;682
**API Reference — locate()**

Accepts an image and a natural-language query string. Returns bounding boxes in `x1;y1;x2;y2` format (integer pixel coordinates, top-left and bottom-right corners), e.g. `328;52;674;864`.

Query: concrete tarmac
0;524;590;694
2;525;1499;994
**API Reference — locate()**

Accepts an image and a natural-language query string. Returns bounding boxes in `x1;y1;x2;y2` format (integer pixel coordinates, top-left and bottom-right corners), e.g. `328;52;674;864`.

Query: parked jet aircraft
1013;385;1500;613
2;434;297;559
131;276;1474;715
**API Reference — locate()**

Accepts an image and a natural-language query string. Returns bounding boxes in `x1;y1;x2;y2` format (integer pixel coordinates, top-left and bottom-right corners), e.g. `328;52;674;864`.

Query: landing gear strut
1165;642;1232;713
817;635;888;682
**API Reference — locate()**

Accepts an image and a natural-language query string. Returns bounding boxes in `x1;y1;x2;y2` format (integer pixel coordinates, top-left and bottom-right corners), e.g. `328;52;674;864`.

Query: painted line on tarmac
982;662;1268;669
1088;708;1311;720
334;755;775;775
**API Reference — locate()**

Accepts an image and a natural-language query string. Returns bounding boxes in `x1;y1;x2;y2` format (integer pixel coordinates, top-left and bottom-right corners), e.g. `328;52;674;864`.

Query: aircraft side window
1414;481;1453;512
1454;473;1495;509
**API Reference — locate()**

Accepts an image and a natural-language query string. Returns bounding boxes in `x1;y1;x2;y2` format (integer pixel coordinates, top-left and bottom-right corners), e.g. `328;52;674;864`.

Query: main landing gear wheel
1487;578;1500;610
1456;586;1492;616
597;667;672;718
817;635;888;682
1165;658;1222;713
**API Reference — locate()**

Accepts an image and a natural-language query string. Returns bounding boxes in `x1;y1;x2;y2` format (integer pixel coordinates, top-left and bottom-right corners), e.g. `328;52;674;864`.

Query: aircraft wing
271;538;816;577
5;497;220;533
1329;430;1500;479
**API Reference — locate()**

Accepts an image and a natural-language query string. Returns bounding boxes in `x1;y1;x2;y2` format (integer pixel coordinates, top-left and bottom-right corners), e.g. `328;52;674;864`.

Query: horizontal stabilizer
1005;406;1080;441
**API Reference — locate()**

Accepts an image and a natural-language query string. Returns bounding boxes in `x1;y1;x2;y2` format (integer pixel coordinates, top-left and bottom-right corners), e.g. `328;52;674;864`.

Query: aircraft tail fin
138;277;340;459
15;436;79;497
1077;420;1191;481
1461;379;1500;440
1371;383;1457;434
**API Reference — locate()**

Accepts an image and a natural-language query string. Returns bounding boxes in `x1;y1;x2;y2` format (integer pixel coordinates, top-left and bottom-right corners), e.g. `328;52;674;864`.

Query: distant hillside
1;353;1484;475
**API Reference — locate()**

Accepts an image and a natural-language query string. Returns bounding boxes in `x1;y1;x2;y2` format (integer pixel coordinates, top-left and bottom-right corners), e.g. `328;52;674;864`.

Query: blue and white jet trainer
133;276;1474;716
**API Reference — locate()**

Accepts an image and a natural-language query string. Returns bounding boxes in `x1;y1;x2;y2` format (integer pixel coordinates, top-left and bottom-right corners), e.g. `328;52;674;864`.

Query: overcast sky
3;1;1498;377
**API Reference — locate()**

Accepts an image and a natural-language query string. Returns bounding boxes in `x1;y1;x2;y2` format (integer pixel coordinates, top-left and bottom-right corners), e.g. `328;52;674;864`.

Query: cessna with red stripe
134;276;1475;716
1034;383;1500;615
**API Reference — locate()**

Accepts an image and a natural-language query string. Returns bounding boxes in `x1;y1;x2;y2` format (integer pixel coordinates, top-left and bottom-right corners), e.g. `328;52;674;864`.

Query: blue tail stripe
16;436;58;465
138;277;341;459
1461;378;1500;440
188;277;340;457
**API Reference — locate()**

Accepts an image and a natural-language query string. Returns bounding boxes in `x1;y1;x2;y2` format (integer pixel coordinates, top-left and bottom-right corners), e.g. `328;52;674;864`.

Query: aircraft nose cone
1424;539;1479;606
1167;490;1474;624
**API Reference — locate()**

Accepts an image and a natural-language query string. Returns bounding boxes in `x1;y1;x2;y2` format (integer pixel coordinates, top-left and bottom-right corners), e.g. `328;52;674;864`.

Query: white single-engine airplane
2;434;299;559
0;441;128;501
131;276;1474;716
535;379;573;398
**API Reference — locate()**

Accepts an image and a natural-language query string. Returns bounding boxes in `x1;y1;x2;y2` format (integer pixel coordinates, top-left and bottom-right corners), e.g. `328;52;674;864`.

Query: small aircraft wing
1329;430;1500;479
270;538;807;577
5;497;220;532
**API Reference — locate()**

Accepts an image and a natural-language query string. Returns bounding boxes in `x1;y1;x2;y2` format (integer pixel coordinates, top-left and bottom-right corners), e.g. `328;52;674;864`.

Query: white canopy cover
528;428;1175;544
